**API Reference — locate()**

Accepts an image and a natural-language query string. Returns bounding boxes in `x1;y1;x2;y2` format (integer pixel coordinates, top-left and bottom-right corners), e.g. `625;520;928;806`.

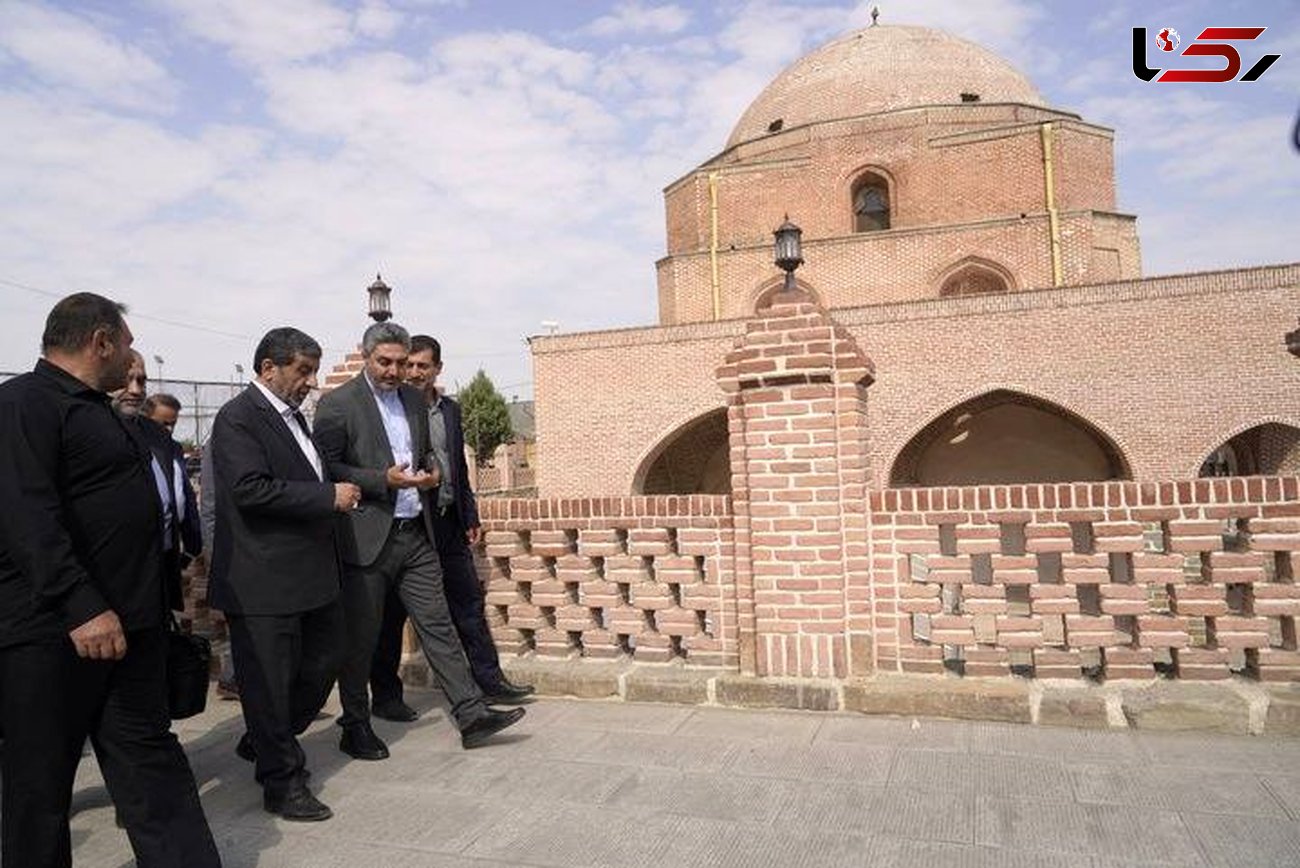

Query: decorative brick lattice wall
870;479;1300;682
478;496;737;667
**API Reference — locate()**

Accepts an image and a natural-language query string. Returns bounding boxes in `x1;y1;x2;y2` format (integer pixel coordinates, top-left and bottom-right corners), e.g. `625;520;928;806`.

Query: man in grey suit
314;321;524;759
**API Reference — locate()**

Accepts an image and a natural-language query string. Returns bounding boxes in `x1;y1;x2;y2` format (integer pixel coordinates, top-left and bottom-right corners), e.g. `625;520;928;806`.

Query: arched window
852;174;890;232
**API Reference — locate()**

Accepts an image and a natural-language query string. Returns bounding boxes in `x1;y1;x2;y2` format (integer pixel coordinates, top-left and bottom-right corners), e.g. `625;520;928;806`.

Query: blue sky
1;0;1296;397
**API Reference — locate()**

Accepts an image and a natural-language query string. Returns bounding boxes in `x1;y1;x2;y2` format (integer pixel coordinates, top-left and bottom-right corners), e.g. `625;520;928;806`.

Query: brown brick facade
535;265;1300;497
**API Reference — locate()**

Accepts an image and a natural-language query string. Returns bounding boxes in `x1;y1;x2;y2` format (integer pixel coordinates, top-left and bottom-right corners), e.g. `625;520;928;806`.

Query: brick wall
868;478;1300;683
473;479;1300;687
658;105;1137;326
534;264;1300;497
477;496;738;667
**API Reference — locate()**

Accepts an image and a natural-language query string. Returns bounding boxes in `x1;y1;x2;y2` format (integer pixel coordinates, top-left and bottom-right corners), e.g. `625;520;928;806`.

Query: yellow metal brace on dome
1040;121;1064;287
709;171;721;319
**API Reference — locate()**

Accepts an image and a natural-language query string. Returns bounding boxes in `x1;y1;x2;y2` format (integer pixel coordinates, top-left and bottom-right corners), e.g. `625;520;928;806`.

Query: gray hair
362;321;411;355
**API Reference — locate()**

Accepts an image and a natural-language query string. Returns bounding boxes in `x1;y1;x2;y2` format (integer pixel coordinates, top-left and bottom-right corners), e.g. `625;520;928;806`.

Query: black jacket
207;384;342;615
126;415;203;610
434;396;480;533
0;360;164;646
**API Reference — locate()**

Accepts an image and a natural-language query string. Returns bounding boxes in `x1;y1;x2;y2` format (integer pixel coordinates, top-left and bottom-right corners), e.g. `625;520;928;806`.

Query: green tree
458;369;513;468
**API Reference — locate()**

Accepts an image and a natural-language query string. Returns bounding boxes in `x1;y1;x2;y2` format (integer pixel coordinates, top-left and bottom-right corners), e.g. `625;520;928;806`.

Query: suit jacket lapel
401;385;427;469
353;375;396;468
246;384;319;479
442;397;460;493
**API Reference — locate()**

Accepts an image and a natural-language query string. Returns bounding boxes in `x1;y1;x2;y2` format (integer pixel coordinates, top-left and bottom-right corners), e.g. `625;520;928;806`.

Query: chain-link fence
0;371;244;449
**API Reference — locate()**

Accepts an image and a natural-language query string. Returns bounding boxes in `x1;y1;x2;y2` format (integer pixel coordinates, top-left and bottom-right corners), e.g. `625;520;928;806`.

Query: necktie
290;409;312;439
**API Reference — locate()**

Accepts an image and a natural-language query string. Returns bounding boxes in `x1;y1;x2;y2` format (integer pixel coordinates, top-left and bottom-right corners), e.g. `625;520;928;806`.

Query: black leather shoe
461;707;526;749
339;722;390;760
484;678;535;705
372;698;418;722
264;784;332;822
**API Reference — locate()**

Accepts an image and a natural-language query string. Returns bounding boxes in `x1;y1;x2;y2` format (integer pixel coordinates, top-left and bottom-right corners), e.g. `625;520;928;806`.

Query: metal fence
1;372;243;448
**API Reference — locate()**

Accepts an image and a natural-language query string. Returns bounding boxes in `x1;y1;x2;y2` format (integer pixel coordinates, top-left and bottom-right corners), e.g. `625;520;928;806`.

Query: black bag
166;616;212;720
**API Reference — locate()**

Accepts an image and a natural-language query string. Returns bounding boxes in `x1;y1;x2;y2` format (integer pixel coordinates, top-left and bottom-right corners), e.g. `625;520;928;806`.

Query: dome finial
870;5;880;26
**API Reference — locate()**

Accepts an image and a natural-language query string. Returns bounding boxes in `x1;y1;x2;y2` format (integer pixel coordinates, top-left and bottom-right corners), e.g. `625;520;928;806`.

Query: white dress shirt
252;380;324;481
365;373;421;519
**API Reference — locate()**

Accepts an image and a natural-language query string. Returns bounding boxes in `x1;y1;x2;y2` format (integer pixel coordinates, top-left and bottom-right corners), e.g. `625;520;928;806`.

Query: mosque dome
726;24;1047;149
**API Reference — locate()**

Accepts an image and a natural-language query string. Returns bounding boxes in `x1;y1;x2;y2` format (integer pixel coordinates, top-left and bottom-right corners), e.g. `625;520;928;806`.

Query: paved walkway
66;687;1300;867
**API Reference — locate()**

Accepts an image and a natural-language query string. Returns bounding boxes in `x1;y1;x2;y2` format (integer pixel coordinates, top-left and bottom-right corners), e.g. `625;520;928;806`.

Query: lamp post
153;354;165;387
773;215;804;297
234;363;244;385
368;273;393;323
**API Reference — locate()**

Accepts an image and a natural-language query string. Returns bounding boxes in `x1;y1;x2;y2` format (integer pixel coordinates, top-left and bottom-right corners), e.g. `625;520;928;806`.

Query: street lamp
368;273;393;323
773;215;804;295
234;363;244;385
153;354;165;386
1287;318;1300;358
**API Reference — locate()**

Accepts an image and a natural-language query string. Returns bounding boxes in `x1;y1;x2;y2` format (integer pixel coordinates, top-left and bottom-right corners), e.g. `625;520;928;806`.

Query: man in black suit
112;353;199;612
143;393;204;602
0;293;220;867
368;334;532;721
209;327;361;821
314;322;524;759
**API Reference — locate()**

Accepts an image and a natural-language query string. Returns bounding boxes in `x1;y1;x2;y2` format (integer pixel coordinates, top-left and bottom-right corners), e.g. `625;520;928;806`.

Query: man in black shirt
0;293;220;868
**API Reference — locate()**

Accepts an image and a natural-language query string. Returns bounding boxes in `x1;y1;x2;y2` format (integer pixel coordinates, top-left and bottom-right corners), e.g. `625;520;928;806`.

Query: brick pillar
717;301;874;678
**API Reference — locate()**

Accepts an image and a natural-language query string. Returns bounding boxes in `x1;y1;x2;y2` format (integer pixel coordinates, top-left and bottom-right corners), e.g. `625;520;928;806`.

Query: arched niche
890;390;1130;486
753;276;821;313
1199;422;1300;477
937;257;1015;297
634;408;731;495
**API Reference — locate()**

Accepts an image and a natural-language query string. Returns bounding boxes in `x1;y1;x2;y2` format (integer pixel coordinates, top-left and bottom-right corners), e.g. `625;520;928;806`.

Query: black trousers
340;521;485;729
227;599;346;794
0;628;220;868
369;507;503;704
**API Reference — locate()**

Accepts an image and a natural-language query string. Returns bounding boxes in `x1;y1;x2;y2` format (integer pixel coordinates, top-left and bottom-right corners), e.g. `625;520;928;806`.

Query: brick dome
726;25;1047;149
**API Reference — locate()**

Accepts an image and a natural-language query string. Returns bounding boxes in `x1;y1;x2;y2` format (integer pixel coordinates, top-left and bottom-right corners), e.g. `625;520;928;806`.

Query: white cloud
355;0;404;40
0;1;176;110
863;0;1045;58
156;0;356;66
0;0;1294;396
583;2;692;39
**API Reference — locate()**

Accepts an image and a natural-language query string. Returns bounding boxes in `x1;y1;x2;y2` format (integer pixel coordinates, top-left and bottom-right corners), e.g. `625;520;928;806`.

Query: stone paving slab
1069;764;1289;818
888;750;1076;803
41;686;1300;867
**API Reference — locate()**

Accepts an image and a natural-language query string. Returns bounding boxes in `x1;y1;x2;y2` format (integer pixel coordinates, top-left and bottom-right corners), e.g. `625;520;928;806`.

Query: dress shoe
483;677;535;705
263;784;332;822
339;722;390;760
371;698;418;722
461;707;526;749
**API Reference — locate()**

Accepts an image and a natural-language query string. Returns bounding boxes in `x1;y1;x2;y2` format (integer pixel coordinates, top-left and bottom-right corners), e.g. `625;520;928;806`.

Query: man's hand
387;464;441;490
69;610;127;660
413;464;441;491
466;526;482;546
333;482;362;512
385;463;422;489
